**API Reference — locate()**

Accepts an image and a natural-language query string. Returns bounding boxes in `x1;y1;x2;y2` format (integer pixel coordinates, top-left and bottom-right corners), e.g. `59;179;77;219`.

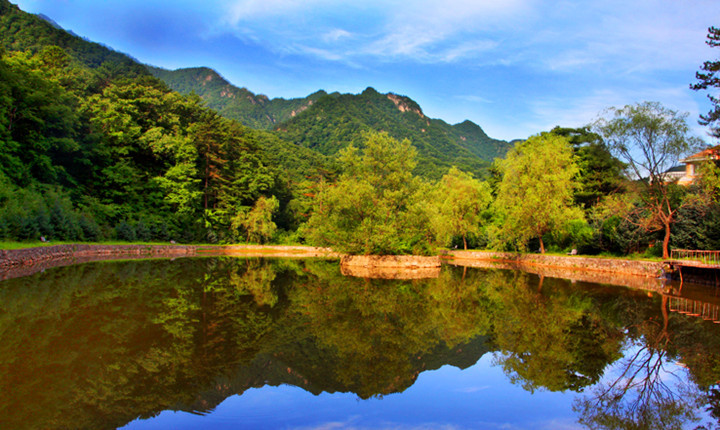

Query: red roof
681;145;720;163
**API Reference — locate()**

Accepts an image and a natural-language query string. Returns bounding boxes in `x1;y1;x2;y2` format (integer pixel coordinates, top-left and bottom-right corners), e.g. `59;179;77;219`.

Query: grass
447;247;664;262
0;240;193;250
0;241;306;251
0;241;666;262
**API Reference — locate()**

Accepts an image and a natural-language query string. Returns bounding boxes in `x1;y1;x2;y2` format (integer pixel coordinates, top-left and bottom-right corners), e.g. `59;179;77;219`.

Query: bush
116;221;136;241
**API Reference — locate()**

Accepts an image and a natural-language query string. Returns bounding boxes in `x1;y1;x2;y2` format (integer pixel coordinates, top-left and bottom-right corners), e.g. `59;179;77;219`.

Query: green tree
431;166;492;249
231;195;279;243
492;132;583;253
691;26;720;138
550;126;626;209
594;102;704;258
304;131;433;255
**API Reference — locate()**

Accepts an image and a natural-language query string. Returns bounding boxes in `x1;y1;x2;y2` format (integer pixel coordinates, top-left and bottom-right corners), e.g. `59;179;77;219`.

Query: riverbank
448;250;663;277
447;250;665;291
0;244;337;280
1;244;665;286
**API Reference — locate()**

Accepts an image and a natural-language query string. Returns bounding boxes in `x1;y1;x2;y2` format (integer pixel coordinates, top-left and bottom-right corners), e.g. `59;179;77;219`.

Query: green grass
448;247;664;262
0;241;294;250
0;240;190;250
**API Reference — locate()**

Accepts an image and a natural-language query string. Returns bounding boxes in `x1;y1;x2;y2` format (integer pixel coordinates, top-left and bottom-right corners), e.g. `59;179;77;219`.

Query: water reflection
0;258;718;429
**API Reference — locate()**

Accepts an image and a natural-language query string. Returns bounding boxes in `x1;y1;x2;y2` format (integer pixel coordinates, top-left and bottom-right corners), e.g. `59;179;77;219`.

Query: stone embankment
1;245;667;289
340;255;441;268
340;255;441;279
340;255;442;279
0;244;336;281
448;250;666;291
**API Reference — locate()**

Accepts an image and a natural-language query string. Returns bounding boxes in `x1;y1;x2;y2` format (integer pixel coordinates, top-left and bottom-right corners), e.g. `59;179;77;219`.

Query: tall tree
431;166;492;250
550;126;626;208
304;131;433;255
691;26;720;138
231;195;279;243
493;132;583;253
594;102;704;259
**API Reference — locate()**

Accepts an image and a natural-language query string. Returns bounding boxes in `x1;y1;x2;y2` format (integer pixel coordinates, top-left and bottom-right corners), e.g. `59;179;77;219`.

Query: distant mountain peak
387;93;425;118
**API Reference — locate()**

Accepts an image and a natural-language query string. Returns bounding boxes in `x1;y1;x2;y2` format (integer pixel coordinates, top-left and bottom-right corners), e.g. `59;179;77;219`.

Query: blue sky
12;0;720;142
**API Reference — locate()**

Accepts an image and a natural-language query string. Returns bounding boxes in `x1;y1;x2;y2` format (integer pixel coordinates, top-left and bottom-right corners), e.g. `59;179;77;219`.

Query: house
676;145;720;185
659;165;687;183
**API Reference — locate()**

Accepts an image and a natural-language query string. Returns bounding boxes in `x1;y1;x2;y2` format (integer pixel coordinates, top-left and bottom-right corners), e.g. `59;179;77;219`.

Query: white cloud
323;28;353;43
214;0;718;73
522;85;709;139
217;0;534;63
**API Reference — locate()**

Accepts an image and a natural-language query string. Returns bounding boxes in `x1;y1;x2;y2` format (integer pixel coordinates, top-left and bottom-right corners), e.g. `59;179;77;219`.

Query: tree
691;26;720;138
304;131;433;255
550;126;626;209
492;132;583;253
231;195;279;243
432;166;492;249
594;102;704;259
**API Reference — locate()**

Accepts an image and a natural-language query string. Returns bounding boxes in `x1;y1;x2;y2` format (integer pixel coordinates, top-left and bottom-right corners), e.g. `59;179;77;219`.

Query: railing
670;249;720;266
668;297;720;323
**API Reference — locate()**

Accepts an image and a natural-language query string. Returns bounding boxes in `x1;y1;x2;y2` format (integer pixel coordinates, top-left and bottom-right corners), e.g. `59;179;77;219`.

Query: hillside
275;87;510;178
149;66;510;178
148;66;326;129
0;0;337;243
0;0;147;78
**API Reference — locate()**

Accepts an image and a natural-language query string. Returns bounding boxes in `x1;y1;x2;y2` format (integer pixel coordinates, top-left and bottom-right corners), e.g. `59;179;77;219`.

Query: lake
0;257;718;429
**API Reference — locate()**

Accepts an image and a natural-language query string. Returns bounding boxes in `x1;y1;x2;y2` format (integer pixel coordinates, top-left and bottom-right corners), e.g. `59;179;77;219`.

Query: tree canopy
691;26;720;138
303;131;434;255
431;166;492;250
594;102;704;258
492;132;583;253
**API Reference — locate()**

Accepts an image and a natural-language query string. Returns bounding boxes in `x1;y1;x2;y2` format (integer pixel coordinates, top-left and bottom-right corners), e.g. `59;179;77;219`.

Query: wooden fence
670;249;720;267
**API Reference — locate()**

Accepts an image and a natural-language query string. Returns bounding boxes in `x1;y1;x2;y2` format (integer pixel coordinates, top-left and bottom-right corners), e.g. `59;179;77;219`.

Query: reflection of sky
121;354;583;430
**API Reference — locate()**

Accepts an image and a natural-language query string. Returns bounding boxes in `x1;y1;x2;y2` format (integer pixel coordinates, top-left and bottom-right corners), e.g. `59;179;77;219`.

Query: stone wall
0;244;197;269
449;250;663;278
340;255;441;268
0;244;338;281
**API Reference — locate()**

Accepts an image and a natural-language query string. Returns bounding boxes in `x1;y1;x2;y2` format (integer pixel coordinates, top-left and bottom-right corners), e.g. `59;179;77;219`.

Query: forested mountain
149;67;511;178
0;0;510;245
0;0;335;243
275;87;510;178
0;0;147;78
148;66;327;129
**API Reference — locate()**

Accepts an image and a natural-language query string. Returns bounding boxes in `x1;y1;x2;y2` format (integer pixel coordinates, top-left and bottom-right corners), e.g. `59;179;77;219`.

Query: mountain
150;65;511;179
0;0;147;77
148;66;326;129
274;87;510;178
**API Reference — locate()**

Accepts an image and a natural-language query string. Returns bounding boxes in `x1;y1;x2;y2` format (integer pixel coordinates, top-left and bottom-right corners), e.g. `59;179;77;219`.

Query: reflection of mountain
0;258;718;429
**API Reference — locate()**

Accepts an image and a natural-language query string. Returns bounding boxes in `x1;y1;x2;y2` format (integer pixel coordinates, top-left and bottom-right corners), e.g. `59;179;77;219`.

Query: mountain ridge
151;66;512;178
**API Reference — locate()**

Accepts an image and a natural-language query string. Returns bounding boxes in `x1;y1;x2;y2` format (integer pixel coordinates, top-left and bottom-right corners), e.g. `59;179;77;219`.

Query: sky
12;0;720;142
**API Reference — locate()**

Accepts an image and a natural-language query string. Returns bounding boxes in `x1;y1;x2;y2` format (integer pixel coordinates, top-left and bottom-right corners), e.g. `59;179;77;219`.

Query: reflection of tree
572;294;716;429
486;271;623;392
282;261;492;399
2;259;718;429
0;258;497;427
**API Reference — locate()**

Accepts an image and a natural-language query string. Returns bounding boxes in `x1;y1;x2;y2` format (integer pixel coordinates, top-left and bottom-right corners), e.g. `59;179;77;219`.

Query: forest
1;0;719;257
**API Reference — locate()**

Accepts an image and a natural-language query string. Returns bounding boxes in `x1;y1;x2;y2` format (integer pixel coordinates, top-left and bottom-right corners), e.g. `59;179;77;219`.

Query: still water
0;257;718;429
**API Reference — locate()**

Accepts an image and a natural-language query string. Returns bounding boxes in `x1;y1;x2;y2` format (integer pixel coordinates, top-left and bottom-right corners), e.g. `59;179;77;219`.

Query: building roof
681;145;720;164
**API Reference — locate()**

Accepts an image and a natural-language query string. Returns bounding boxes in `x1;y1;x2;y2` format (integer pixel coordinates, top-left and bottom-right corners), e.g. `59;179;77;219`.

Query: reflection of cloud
292;419;469;430
454;385;491;393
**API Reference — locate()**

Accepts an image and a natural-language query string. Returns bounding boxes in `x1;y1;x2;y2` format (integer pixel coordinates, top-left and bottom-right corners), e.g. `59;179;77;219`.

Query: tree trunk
662;220;671;259
463;234;468;250
539;237;545;254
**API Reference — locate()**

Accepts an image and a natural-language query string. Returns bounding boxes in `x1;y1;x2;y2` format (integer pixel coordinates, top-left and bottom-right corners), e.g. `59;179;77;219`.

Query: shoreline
1;244;664;287
0;244;337;281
